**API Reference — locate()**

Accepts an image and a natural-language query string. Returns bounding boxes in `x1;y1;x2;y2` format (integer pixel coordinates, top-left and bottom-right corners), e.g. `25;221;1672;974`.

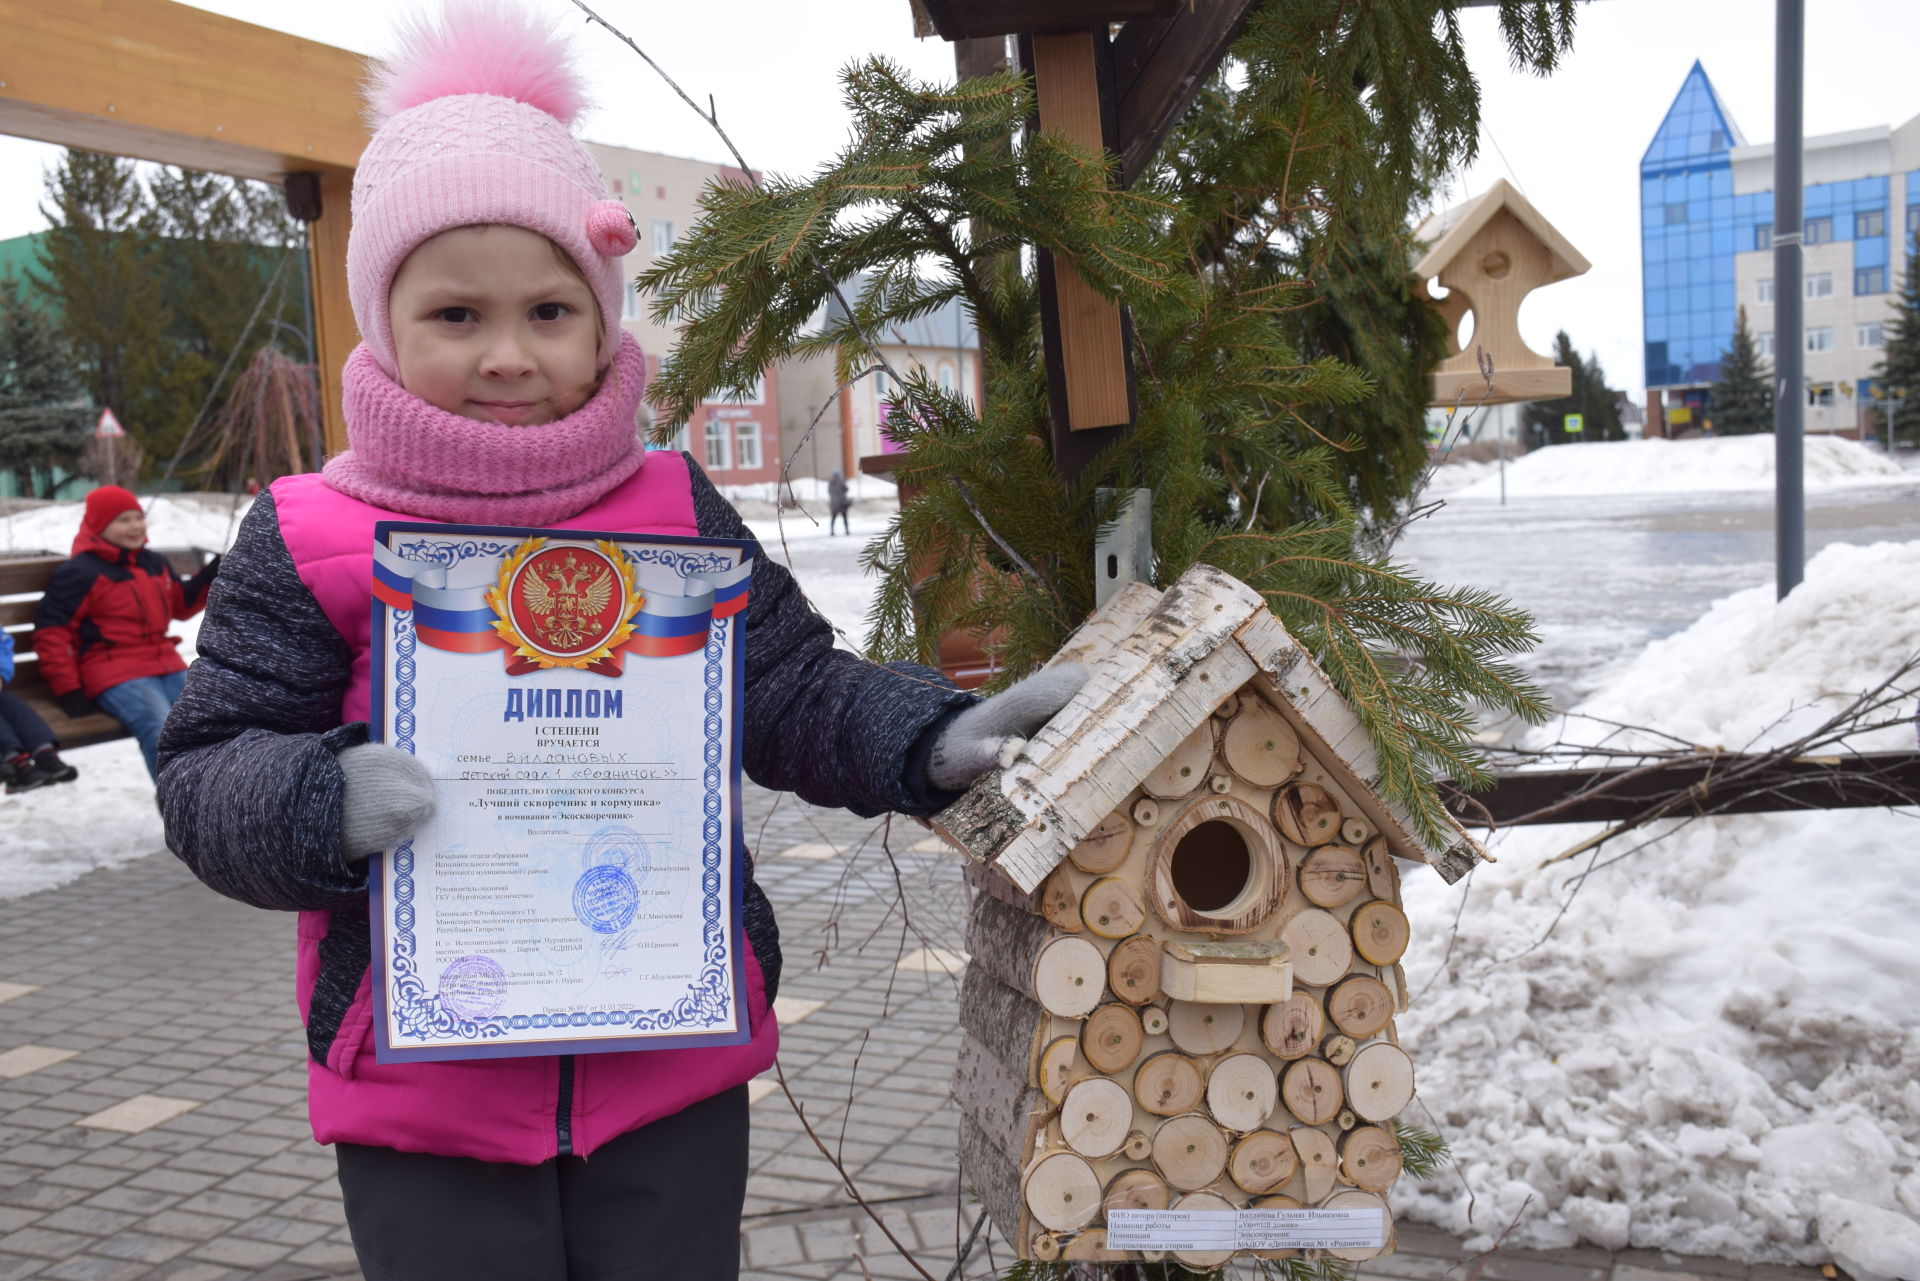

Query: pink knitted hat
349;0;638;376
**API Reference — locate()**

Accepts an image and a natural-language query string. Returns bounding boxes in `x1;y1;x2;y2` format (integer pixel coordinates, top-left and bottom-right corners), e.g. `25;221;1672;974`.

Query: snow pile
1452;434;1908;500
1;493;252;557
1422;459;1501;497
1;496;244;899
1398;539;1920;1274
718;472;897;507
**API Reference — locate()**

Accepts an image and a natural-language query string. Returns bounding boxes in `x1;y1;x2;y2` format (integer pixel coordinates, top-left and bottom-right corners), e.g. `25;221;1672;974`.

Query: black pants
336;1085;748;1281
0;694;54;757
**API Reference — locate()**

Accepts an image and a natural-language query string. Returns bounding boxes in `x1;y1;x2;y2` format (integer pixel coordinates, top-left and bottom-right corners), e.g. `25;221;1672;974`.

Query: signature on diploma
602;963;633;979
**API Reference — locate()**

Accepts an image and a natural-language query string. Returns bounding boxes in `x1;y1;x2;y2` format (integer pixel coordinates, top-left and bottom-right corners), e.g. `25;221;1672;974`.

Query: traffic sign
1563;413;1583;435
95;407;126;439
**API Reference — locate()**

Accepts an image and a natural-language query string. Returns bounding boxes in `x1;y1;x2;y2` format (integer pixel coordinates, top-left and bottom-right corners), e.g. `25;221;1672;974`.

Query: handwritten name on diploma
1104;1207;1385;1252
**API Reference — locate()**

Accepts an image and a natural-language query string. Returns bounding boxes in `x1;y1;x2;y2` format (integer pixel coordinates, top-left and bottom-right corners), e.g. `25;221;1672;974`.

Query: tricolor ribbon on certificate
370;539;751;672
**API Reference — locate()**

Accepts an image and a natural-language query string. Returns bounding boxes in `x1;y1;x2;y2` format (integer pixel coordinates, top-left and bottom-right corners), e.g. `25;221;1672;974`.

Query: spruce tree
0;275;92;497
1873;232;1920;447
639;0;1573;840
1522;331;1623;443
31;149;172;468
1711;305;1772;436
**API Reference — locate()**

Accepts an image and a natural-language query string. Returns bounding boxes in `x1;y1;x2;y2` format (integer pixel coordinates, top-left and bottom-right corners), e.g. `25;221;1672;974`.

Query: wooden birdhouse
1415;178;1591;407
931;564;1485;1268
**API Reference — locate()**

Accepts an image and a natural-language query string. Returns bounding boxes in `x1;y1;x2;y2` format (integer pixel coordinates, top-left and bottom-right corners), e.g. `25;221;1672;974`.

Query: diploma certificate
368;521;753;1062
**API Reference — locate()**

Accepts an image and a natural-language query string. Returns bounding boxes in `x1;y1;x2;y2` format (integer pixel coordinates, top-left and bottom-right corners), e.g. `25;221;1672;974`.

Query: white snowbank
1;492;252;557
1;496;244;899
719;472;896;507
1399;539;1920;1272
1452;434;1908;500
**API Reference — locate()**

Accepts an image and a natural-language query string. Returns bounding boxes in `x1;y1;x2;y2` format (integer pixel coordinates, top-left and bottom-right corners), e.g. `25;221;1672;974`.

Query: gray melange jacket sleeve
684;456;975;817
155;493;369;912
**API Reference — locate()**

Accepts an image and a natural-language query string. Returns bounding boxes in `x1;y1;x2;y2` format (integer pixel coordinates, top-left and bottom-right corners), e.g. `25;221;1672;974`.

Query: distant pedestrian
31;486;219;780
0;629;78;794
827;468;851;536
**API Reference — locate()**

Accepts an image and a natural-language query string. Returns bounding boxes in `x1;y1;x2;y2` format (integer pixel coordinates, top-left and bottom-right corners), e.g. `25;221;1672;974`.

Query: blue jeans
95;671;188;781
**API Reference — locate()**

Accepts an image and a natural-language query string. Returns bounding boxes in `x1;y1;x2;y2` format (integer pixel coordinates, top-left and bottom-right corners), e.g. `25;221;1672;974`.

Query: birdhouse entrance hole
1169;821;1251;912
1149;794;1287;934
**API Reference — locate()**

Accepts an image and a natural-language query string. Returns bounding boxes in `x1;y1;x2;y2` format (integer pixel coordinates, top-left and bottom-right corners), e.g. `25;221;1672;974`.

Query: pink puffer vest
271;455;778;1164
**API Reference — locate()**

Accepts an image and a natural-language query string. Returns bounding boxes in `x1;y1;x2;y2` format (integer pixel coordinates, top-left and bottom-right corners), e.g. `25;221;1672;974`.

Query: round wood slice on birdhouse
1350;900;1411;966
1030;1232;1061;1261
1152;1114;1229;1191
1274;782;1343;846
1023;1152;1101;1232
1280;1057;1344;1126
1339;1124;1403;1194
1261;992;1325;1060
1033;936;1105;1018
1141;723;1216;800
1345;1042;1415;1122
1081;1003;1144;1074
1122;1129;1153;1161
1169;1191;1237;1268
1168;1000;1245;1056
1061;1077;1132;1159
1062;1229;1128;1262
1103;1166;1171;1213
1281;908;1352;987
1080;876;1147;938
1252;1193;1305;1260
1363;837;1400;900
1068;811;1133;875
1106;935;1162;1006
1205;1052;1278;1132
1228;1128;1298;1194
1140;1004;1170;1037
1341;816;1373;847
1321;1189;1393;1260
1290;1125;1338;1203
1327;974;1394;1039
1134;1050;1205;1116
1299;844;1368;908
1036;1035;1084;1104
1041;866;1083;933
1320;1033;1357;1067
1220;701;1303;787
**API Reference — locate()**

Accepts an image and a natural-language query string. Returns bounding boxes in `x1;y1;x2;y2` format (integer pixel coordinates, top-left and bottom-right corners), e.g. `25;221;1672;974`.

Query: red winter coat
31;528;213;700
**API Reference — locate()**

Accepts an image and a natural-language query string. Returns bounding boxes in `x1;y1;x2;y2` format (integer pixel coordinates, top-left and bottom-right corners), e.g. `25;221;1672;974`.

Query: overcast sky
3;0;1918;403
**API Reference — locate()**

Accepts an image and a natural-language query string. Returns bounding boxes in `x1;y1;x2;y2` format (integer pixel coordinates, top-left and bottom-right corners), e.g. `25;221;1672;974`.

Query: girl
154;6;1079;1279
32;485;218;780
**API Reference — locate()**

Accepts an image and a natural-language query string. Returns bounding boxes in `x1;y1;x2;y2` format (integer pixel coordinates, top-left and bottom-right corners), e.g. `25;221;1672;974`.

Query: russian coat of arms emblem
485;538;643;670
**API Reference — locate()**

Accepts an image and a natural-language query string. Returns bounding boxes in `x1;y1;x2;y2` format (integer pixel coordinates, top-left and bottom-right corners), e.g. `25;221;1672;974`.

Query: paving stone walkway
0;784;1831;1280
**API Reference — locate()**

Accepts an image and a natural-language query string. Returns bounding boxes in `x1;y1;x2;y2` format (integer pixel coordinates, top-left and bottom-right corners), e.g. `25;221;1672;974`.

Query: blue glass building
1641;63;1916;436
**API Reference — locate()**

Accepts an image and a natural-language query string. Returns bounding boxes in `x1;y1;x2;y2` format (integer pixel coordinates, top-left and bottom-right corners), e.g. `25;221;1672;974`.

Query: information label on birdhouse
1106;1207;1385;1252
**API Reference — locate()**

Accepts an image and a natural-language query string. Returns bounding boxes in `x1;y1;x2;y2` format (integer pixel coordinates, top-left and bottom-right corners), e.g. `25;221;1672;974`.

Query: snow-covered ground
1398;539;1920;1277
6;482;1920;1275
1446;434;1906;501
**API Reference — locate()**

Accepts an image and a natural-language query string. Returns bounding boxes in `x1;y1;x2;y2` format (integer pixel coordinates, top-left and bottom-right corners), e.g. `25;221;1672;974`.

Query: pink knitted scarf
322;332;649;526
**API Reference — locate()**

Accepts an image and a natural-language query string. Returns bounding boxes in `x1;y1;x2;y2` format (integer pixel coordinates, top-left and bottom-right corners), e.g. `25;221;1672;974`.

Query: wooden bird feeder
1415;178;1591;407
929;563;1485;1266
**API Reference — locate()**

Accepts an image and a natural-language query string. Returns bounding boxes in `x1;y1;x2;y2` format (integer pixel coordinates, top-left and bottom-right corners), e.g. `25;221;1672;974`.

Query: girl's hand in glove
337;743;437;861
926;664;1087;792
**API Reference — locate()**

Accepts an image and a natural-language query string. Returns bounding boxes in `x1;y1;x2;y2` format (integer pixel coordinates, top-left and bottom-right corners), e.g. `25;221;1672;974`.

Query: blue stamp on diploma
573;864;639;934
438;956;507;1020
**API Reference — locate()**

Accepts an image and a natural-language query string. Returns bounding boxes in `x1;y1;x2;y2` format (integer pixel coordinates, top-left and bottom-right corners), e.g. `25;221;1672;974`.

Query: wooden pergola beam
0;0;368;456
1110;0;1257;187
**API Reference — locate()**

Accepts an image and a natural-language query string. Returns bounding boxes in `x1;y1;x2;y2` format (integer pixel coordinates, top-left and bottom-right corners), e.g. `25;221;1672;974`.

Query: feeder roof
1412;178;1590;283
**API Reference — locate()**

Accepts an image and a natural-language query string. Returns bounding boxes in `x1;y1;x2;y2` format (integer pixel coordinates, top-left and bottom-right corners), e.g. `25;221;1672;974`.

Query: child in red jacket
31;486;218;779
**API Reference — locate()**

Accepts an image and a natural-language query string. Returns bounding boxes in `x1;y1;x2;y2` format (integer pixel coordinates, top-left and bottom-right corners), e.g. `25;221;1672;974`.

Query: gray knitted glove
927;663;1088;792
338;743;437;861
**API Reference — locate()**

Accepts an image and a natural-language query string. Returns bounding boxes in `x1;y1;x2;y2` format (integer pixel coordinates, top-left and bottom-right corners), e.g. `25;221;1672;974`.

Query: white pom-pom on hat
365;0;590;127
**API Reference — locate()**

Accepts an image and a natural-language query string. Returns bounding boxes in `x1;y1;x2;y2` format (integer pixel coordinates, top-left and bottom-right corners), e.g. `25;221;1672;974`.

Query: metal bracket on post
1094;487;1152;608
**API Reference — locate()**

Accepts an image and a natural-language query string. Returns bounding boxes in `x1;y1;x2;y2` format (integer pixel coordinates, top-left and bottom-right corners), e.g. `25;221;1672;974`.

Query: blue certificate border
368;520;754;1064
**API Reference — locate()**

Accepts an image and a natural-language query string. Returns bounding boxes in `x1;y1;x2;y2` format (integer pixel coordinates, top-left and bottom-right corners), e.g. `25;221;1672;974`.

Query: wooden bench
0;550;210;750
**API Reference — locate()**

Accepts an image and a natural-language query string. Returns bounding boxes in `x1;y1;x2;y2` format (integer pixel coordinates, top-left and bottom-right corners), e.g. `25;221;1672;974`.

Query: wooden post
301;168;357;456
1021;31;1138;482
